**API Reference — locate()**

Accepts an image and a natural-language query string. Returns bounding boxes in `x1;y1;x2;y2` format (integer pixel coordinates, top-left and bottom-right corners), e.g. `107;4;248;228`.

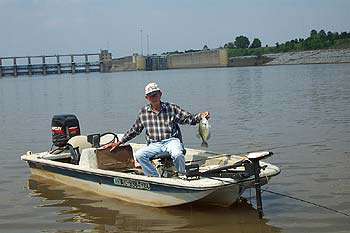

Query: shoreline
228;48;350;67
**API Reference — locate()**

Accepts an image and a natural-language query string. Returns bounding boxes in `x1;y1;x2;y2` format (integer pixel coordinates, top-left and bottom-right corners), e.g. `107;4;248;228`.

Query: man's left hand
201;111;210;119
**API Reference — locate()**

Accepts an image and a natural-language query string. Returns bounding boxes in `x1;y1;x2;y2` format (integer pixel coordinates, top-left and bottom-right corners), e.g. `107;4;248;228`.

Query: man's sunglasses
147;91;160;97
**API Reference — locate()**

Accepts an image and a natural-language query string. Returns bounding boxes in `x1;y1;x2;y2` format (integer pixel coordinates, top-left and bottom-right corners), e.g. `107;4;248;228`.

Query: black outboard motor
51;114;80;148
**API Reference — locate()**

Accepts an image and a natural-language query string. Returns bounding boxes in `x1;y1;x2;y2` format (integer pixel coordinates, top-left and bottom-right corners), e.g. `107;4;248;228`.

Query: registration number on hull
113;177;151;190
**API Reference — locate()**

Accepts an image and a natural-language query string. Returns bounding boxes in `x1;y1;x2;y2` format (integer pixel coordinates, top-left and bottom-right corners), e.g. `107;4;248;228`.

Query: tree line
224;29;350;57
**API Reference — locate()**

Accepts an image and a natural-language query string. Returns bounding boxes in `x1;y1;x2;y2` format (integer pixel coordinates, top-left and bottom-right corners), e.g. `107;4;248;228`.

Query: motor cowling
51;114;80;147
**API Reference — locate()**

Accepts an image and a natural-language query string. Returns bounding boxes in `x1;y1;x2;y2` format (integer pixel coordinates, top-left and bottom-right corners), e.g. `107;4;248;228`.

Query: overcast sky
0;0;349;58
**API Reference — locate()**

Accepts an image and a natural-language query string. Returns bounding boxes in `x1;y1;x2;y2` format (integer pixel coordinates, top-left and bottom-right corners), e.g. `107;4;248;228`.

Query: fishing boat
21;115;280;214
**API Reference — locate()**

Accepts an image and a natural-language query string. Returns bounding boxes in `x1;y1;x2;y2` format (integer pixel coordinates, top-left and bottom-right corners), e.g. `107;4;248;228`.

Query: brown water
0;64;349;233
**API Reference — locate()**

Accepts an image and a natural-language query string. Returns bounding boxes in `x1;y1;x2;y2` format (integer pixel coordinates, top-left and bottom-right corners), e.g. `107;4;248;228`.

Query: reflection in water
27;175;280;233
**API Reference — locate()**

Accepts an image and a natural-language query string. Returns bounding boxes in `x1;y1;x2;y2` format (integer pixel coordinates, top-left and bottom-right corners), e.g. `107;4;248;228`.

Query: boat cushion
96;145;135;171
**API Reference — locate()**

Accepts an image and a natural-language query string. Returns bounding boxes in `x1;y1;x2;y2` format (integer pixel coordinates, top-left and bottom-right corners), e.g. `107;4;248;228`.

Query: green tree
282;41;295;52
224;42;235;49
303;37;327;50
319;30;327;39
340;32;348;39
310;29;318;38
250;38;262;48
334;32;339;39
327;31;333;40
234;35;250;48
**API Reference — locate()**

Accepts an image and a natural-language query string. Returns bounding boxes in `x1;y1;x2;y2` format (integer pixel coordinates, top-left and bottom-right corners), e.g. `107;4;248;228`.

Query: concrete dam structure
109;54;146;72
0;53;102;77
107;48;229;72
167;49;228;69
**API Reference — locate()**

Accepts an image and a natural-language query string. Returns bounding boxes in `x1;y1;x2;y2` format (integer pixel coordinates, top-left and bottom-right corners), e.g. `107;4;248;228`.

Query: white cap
145;82;161;96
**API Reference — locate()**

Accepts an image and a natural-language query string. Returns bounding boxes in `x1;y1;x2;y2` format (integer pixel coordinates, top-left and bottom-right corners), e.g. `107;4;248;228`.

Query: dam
0;48;229;77
108;48;229;72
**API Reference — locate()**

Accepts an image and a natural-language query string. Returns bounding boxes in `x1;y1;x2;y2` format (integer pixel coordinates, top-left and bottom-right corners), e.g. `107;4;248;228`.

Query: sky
0;0;349;58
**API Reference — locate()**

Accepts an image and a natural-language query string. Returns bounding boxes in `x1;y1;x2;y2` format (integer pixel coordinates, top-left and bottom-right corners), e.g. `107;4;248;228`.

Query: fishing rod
266;138;335;152
205;138;332;159
186;140;333;164
185;150;254;164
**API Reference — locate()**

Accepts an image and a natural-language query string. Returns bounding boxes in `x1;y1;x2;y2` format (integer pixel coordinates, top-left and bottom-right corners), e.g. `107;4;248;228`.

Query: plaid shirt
120;102;201;144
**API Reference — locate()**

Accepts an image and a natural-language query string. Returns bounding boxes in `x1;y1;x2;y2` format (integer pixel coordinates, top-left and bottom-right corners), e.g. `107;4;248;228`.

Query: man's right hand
100;141;122;152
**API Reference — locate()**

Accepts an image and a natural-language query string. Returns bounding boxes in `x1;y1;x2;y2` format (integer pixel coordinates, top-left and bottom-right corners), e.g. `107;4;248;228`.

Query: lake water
0;64;349;233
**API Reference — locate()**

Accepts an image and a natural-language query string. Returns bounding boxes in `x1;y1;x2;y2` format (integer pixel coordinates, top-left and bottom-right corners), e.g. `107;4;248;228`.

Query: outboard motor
51;114;80;148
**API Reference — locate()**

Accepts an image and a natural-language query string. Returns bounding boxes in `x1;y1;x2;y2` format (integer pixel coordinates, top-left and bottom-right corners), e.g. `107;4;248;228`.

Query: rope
261;188;350;217
203;176;350;217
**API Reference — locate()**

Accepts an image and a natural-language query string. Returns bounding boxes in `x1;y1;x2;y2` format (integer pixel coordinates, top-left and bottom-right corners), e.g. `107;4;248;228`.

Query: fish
198;117;210;147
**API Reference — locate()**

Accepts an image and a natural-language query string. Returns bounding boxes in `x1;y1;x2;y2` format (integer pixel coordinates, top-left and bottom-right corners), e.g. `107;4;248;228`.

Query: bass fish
198;117;210;147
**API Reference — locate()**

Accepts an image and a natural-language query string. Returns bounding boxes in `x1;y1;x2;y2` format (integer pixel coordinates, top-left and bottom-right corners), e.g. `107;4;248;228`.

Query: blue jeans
135;138;185;177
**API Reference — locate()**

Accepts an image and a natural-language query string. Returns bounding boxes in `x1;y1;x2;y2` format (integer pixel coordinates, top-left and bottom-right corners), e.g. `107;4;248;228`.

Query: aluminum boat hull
22;143;280;207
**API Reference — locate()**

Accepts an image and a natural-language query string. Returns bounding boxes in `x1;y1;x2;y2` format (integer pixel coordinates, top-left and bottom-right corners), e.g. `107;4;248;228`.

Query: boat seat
151;149;187;178
151;148;186;161
67;135;93;164
79;148;98;169
153;152;172;160
151;152;175;178
69;133;118;166
149;123;186;161
87;132;118;148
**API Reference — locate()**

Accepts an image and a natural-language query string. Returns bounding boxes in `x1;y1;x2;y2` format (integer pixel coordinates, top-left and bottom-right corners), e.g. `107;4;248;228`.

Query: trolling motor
247;151;273;219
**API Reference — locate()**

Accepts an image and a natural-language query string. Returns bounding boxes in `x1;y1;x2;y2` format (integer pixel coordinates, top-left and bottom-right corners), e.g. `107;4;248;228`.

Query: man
103;82;210;177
